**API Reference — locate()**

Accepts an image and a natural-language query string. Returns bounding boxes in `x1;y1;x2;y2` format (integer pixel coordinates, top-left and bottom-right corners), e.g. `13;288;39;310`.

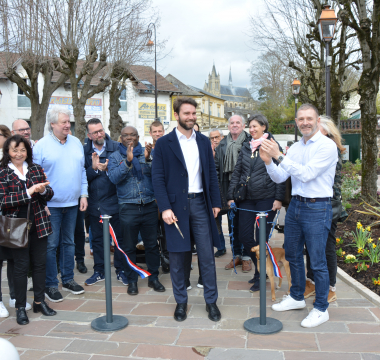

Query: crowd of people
0;98;343;329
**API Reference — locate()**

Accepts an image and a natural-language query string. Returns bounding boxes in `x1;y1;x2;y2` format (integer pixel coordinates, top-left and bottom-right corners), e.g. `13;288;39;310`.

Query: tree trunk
108;79;124;140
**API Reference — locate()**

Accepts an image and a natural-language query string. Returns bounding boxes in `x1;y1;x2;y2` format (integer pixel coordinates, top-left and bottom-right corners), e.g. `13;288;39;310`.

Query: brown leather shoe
225;257;242;270
242;259;252;273
313;290;337;304
304;280;316;299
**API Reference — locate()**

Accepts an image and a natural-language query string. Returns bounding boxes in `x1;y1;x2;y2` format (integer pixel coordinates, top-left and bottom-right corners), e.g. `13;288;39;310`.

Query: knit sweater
33;133;88;207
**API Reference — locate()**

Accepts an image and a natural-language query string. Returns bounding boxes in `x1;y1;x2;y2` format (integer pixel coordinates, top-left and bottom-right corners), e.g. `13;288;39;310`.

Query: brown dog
251;245;291;301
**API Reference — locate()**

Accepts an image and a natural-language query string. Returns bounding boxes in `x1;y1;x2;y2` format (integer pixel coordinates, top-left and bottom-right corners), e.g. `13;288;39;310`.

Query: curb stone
337;267;380;307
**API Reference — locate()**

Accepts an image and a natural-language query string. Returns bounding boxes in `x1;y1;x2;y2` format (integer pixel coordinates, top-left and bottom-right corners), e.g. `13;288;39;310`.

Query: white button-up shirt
265;130;338;198
176;128;203;193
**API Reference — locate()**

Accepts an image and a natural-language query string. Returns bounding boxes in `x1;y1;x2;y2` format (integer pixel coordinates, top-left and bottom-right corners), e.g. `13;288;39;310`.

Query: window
18;79;31;108
141;80;155;90
120;88;127;112
218;106;220;117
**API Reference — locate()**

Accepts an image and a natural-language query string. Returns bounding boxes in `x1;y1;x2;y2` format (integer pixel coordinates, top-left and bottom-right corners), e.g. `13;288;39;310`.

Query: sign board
342;145;350;161
144;120;154;137
138;102;167;121
48;96;103;120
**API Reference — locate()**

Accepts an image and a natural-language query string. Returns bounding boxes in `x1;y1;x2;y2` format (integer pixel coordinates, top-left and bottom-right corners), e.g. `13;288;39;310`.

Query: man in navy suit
152;97;222;322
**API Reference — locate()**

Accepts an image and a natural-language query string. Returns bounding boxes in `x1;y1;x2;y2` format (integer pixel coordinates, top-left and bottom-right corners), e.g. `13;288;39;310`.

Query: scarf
249;133;269;154
119;142;143;181
224;131;246;180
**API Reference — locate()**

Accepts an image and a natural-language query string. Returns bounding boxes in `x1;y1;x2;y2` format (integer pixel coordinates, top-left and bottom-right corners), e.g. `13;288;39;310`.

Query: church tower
204;62;221;97
228;66;233;86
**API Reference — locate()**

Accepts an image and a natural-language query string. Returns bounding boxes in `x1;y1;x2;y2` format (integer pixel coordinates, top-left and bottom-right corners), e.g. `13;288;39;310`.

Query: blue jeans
46;206;78;287
284;198;332;312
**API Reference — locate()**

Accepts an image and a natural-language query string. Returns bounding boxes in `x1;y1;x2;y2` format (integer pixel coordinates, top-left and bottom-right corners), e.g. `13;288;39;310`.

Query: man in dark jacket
83;119;129;287
214;115;252;271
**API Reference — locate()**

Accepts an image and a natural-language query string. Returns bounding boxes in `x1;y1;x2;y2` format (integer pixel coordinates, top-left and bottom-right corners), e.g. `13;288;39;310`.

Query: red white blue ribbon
100;219;151;279
266;243;282;278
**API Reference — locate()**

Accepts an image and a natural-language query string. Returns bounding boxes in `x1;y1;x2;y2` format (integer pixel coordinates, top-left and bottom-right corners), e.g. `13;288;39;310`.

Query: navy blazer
152;128;221;252
83;134;119;216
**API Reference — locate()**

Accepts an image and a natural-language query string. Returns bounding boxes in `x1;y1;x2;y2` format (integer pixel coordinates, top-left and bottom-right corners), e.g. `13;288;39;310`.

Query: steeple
212;61;217;76
229;66;233;86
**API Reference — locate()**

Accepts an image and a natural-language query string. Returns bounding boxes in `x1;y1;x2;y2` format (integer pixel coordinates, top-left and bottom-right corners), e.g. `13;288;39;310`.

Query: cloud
151;0;265;89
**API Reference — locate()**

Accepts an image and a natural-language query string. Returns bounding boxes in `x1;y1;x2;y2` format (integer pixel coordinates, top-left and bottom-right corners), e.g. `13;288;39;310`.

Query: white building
0;58;179;143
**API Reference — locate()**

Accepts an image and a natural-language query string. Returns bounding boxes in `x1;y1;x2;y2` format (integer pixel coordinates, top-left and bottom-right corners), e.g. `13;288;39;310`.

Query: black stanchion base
91;315;129;332
244;317;283;335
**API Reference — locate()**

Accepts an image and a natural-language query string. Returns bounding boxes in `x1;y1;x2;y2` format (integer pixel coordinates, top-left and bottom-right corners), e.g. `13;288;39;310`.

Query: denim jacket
108;149;155;204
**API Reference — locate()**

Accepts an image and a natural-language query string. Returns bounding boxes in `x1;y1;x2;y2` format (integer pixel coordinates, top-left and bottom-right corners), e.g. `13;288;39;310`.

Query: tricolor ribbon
100;219;151;279
266;243;282;278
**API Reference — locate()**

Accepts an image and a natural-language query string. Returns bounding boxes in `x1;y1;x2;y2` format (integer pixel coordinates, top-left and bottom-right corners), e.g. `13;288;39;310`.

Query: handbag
233;151;256;203
332;197;343;222
0;203;31;249
282;178;292;207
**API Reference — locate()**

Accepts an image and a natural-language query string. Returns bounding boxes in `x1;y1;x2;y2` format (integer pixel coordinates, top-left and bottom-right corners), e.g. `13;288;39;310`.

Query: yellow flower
358;248;364;254
342;251;346;255
368;238;374;243
357;222;362;229
373;244;377;249
366;226;371;231
336;238;340;242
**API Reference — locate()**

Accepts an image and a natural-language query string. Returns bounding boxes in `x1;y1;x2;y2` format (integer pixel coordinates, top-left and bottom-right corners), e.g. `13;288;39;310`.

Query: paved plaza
0;218;380;360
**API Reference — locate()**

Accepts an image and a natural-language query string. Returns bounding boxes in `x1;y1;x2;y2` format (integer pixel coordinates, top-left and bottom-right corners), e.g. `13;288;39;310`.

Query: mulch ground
335;197;380;296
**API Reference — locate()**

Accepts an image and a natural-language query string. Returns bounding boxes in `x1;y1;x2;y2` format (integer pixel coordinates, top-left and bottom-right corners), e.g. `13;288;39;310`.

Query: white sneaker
272;295;306;312
9;298;32;311
0;301;9;317
186;284;192;290
301;308;329;328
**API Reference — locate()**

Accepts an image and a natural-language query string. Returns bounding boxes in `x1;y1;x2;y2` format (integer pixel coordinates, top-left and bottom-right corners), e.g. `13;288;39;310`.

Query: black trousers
74;207;86;263
119;201;160;283
306;220;338;287
239;198;276;279
11;224;48;308
0;259;15;301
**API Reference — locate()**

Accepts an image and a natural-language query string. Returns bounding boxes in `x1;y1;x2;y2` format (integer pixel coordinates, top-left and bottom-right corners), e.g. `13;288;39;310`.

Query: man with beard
259;103;338;328
152;97;222;322
12;119;36;148
108;126;165;296
83;119;129;286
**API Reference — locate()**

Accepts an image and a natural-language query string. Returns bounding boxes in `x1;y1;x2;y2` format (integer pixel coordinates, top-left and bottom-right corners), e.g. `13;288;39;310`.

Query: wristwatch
278;155;284;163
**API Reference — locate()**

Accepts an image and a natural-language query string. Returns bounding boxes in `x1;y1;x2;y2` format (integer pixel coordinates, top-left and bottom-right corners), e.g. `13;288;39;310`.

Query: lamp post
291;78;301;142
318;4;337;117
147;23;158;121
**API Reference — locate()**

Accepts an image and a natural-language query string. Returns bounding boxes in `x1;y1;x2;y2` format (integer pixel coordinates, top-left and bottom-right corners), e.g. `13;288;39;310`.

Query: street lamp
147;23;158;121
318;4;337;117
291;78;301;142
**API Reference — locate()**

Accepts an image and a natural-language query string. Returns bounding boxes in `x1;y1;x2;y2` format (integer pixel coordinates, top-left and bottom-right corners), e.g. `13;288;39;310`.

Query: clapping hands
92;152;109;172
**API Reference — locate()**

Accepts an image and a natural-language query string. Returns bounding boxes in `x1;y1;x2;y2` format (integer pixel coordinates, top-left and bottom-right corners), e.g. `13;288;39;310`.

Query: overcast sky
150;0;265;92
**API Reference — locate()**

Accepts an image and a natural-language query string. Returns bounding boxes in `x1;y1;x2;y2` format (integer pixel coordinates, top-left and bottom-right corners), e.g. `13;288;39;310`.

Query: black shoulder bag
233;151;256;203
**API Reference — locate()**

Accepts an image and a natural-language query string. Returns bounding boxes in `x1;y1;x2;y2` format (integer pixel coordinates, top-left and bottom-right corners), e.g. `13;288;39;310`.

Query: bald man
108;126;165;296
12;119;35;147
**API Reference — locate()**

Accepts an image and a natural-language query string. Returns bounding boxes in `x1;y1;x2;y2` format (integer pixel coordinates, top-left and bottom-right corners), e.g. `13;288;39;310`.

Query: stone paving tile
109;326;179;345
0;319;60;336
133;344;205;360
281;320;348;333
369;307;380;321
207;348;284;360
40;352;91;360
131;302;182;316
283;352;362;360
318;333;380;353
224;296;284;307
66;292;118;300
42;310;101;322
124;314;157;326
10;335;72;351
115;294;170;303
328;308;377;322
362;354;380;360
90;356;133;360
49;299;87;311
19;350;54;359
167;295;222;305
177;329;246;348
335;290;363;299
336;299;376;307
65;339;136;356
188;304;248;320
249;307;309;321
247;332;318;351
99;286;152;295
347;323;380;333
217;318;246;330
76;300;136;315
155;316;216;329
80;285;104;293
215;289;254;298
48;323;109;340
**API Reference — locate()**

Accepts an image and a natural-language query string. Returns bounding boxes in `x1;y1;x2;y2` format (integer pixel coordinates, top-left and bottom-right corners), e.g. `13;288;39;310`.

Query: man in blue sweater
33;106;87;302
108;126;164;296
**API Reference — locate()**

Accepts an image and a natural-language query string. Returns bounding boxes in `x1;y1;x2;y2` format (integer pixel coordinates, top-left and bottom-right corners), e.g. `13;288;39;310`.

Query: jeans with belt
119;201;160;283
284;197;332;312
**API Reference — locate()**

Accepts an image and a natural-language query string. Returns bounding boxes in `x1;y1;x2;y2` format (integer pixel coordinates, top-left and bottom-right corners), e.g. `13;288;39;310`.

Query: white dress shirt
265;130;338;198
175;128;203;193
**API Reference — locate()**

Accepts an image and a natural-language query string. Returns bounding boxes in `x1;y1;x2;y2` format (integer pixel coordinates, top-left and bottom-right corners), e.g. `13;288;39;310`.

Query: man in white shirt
152;97;222;322
259;103;338;328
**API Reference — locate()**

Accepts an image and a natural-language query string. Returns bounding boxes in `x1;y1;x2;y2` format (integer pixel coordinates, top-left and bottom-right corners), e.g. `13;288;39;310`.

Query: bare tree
336;0;380;202
249;0;360;124
0;0;68;139
39;0;157;143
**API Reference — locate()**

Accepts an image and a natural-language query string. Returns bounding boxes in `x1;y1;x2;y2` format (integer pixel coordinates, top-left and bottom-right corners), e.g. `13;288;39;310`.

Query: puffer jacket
227;132;286;201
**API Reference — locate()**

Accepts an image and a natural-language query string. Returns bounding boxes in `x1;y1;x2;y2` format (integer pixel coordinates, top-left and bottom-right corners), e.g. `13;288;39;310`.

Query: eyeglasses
14;127;31;133
210;135;221;141
89;129;105;136
0;134;5;137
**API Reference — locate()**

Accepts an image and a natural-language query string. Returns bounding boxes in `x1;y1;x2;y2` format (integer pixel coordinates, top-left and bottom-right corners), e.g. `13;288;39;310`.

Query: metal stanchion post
244;212;283;334
91;215;129;332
